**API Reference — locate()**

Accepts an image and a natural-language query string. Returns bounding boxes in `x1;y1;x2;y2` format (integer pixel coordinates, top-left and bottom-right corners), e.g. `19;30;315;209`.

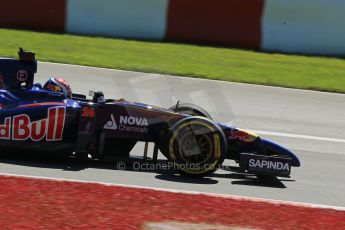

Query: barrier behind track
262;0;345;56
66;0;169;40
1;0;345;56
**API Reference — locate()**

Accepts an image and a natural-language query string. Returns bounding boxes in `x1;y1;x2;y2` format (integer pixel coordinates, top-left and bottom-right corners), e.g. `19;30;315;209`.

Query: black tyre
169;103;212;119
166;117;227;177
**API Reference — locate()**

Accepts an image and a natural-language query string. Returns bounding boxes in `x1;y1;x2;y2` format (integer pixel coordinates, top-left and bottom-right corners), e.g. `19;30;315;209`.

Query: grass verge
1;28;345;93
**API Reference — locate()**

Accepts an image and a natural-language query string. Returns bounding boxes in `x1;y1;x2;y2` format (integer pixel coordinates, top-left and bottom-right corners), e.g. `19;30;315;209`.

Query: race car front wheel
166;117;227;177
169;103;212;119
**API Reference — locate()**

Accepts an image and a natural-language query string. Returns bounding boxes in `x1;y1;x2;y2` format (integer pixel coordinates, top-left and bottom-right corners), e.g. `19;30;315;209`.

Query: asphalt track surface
1;62;344;207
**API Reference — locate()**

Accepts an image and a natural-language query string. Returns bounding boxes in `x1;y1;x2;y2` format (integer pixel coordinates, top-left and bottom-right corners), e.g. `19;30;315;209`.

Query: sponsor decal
103;114;148;133
229;129;258;142
81;107;95;118
0;117;11;140
119;116;148;126
248;158;290;172
17;70;28;82
103;114;117;130
0;106;66;141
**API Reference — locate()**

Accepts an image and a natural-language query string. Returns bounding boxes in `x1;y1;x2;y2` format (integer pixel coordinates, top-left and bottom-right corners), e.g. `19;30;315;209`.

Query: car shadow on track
216;166;293;188
154;174;218;184
0;151;113;172
0;151;291;188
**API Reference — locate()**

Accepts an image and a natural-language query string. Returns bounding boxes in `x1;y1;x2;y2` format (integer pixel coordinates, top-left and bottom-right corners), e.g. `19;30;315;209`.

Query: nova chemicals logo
103;115;148;133
119;116;148;126
103;114;117;130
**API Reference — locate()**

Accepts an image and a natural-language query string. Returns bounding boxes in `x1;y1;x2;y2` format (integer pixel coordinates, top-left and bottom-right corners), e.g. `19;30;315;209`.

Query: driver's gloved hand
92;91;105;103
97;96;105;103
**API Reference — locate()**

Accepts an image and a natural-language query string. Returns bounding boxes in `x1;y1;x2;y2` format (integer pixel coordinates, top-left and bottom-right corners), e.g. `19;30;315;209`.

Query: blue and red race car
0;49;300;178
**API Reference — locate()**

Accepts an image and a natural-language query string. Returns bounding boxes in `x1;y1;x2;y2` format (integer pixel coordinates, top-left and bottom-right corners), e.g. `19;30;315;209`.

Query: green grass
1;28;345;93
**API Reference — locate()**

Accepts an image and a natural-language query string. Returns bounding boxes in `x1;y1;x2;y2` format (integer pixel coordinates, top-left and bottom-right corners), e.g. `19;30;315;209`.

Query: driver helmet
43;78;72;98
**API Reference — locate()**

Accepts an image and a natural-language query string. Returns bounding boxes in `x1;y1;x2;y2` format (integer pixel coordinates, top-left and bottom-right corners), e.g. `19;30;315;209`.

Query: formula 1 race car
0;49;300;178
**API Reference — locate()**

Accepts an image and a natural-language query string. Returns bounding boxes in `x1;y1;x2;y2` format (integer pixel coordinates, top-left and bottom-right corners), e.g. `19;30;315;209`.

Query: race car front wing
240;153;292;177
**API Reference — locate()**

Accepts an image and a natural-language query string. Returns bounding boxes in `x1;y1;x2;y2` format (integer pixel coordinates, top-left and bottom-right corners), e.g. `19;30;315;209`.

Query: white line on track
0;172;344;211
250;130;345;143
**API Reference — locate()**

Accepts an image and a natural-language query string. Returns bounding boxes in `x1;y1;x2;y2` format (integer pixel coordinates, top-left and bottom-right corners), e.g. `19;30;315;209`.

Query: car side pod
240;153;292;177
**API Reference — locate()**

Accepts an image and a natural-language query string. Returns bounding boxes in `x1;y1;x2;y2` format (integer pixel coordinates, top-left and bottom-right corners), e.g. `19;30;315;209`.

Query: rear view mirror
89;90;95;97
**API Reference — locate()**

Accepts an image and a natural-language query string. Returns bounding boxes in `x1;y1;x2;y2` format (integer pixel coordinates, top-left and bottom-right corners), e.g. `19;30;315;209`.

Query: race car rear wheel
166;117;227;177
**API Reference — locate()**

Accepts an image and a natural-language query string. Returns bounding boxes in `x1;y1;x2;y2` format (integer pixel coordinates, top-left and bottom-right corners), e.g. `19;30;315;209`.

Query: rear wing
0;48;37;89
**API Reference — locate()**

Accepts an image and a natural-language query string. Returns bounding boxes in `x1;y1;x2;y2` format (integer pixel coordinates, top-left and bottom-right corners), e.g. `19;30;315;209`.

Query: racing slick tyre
166;117;227;177
169;103;212;119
